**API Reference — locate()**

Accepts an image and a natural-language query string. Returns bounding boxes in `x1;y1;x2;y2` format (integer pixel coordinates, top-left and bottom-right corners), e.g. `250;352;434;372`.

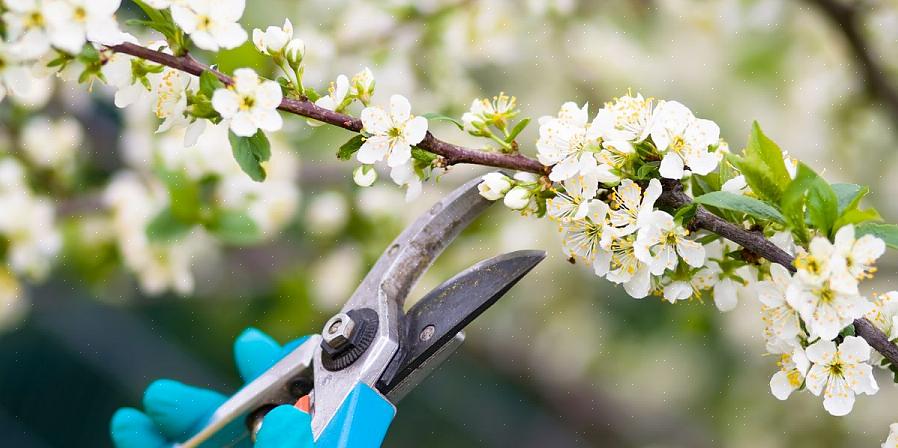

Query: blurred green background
2;0;898;446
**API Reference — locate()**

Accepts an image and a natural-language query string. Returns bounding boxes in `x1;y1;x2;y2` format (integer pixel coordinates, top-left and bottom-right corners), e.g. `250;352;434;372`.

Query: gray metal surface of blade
177;336;321;448
310;178;494;438
376;250;546;398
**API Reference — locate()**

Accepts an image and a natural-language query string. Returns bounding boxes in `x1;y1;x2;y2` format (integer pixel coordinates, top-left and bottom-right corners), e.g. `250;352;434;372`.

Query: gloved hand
110;328;314;448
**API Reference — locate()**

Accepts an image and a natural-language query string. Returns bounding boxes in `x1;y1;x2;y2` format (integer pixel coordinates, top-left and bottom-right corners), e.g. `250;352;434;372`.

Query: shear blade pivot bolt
322;313;355;350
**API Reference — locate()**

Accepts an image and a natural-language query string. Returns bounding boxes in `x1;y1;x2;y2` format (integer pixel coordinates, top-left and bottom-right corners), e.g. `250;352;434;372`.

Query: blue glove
110;328;314;448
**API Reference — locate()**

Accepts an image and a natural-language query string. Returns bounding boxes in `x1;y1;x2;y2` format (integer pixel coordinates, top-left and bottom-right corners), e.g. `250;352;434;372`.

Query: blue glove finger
254;406;314;448
234;328;285;383
143;379;227;441
110;408;168;448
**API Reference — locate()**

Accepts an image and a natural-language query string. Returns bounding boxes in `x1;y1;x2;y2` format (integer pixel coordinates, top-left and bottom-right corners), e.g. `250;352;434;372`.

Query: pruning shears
177;178;546;447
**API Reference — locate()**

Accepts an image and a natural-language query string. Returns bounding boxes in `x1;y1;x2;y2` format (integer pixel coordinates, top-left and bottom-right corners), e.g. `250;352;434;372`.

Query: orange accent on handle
295;395;311;413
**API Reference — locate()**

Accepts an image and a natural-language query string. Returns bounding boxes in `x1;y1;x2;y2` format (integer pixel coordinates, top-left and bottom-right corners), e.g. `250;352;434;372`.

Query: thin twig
104;42;898;366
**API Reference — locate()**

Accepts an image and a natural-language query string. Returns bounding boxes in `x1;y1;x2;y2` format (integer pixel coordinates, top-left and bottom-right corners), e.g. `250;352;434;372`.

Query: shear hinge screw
322;312;356;350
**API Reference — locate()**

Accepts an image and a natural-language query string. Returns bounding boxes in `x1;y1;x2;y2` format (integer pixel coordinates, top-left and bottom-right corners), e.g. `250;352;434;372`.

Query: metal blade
342;176;494;313
310;178;494;438
177;336;320;448
376;250;546;398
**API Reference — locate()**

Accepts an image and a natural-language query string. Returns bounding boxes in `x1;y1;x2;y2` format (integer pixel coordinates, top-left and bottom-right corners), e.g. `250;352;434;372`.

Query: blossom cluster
475;94;897;419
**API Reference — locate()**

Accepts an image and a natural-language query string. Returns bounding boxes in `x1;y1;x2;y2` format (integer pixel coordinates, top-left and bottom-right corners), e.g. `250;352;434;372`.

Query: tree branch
805;0;898;124
108;42;549;174
105;42;898;366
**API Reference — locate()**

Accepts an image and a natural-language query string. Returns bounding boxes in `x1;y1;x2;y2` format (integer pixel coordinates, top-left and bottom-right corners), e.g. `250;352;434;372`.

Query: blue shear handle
316;383;396;448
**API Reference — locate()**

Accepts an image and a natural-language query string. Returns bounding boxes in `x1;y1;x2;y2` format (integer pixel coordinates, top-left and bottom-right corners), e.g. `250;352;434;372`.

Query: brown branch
805;0;898;124
660;179;898;366
108;42;549;174
658;179;796;269
105;42;898;366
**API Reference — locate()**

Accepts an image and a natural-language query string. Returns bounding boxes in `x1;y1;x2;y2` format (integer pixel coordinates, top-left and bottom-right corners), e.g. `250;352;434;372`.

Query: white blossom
478;172;513;201
866;291;898;341
592;140;634;184
721;175;747;194
349;67;374;104
153;69;193;134
794;235;838;288
768;339;810;401
560;200;611;271
883;423;898;448
756;263;803;349
171;0;247;52
2;0;54;59
649;101;721;179
503;186;532;210
462;92;518;134
634;211;705;275
536;102;601;183
43;0;124;54
212;68;283;137
805;336;878;416
592;93;654;143
832;224;885;284
284;38;305;67
547;175;600;223
252;19;293;55
353;165;377;187
358;95;427;168
315;74;349;112
0;43;33;102
389;161;422;202
606;178;662;238
786;277;871;341
695;239;753;312
601;233;652;299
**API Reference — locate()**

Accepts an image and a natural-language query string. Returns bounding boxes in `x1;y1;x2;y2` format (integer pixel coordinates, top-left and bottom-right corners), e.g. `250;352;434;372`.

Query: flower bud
353;165;377;187
253;19;293;55
477;172;512;201
503;186;532;210
350;67;375;104
285;38;305;68
513;172;539;183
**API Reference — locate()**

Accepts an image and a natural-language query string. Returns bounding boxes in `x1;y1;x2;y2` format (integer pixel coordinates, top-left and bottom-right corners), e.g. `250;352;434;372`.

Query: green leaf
745;121;791;188
411;147;437;163
831;183;881;231
422;112;464;131
208;211;260;245
337;135;365;161
303;87;321;102
727;153;783;204
505;117;531;142
781;163;838;241
229;131;271;181
199;71;224;97
146;208;194;243
805;178;839;238
856;223;898;249
832;183;865;214
634;162;659;180
673;203;698;226
729;123;792;203
694;191;785;224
